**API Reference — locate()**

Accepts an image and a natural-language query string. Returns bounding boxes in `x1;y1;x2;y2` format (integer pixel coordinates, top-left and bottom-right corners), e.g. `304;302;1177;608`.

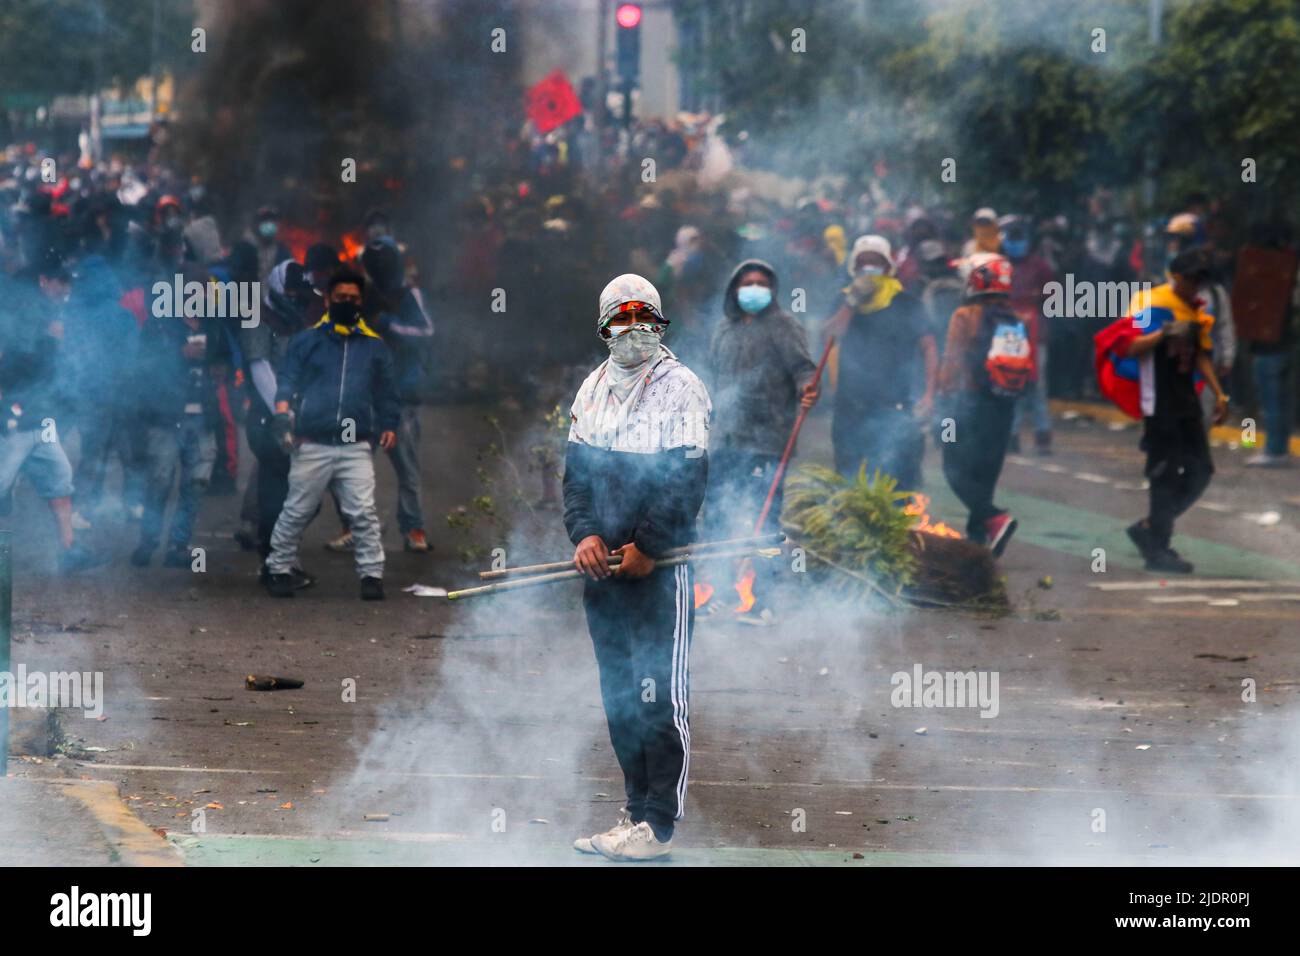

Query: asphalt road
5;402;1299;865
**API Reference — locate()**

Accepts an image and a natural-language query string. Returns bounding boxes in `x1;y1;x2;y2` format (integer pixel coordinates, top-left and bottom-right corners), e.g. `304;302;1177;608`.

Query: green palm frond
782;462;918;600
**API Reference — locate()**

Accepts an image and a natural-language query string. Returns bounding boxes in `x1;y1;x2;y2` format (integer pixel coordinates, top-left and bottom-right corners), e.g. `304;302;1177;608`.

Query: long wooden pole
753;336;834;534
477;532;785;580
449;545;781;600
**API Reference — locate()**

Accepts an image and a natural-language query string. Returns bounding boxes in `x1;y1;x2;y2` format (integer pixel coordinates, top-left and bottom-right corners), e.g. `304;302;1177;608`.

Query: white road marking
1073;473;1111;483
75;763;1300;800
1090;579;1300;591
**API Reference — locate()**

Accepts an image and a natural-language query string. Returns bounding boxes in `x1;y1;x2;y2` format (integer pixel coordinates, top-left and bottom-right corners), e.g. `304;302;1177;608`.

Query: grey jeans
389;403;425;533
268;441;384;578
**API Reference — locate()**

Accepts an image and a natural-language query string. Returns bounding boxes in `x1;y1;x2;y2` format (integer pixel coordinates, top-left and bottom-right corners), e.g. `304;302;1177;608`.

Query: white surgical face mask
605;326;662;367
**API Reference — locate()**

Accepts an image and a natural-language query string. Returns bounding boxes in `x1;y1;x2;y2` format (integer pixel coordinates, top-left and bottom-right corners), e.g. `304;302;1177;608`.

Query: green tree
0;0;195;98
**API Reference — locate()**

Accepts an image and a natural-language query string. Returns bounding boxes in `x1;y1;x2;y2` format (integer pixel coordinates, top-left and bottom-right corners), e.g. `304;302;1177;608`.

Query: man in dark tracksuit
566;273;711;862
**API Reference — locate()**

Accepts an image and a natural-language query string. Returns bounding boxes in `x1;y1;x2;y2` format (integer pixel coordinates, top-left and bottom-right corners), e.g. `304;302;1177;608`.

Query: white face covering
606;325;663;368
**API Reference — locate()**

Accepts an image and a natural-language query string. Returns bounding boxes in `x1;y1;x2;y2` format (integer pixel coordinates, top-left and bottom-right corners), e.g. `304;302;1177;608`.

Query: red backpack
982;305;1034;397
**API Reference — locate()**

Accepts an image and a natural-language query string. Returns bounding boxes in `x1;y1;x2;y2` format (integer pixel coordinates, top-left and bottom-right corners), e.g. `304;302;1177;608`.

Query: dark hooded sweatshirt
706;259;817;457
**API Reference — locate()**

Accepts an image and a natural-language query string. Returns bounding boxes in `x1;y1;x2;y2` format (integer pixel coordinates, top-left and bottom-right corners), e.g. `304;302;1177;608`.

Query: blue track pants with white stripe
583;562;694;838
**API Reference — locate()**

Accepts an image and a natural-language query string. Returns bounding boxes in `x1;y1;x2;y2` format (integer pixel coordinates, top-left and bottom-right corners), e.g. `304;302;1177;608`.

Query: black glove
270;412;293;451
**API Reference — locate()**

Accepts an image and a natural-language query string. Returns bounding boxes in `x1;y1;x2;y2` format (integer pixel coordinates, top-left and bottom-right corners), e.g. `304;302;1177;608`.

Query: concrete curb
47;779;183;867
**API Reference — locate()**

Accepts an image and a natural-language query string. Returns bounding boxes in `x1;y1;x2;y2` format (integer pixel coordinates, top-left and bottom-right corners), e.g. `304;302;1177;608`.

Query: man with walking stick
564;274;712;861
699;259;819;624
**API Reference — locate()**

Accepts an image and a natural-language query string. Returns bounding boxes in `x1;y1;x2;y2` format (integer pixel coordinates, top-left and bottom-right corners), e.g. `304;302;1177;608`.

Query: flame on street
904;494;962;538
693;582;714;610
733;566;756;613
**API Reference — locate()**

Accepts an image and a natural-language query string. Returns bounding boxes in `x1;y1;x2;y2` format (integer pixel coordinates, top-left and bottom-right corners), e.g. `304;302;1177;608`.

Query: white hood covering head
598;273;666;330
570;274;708;453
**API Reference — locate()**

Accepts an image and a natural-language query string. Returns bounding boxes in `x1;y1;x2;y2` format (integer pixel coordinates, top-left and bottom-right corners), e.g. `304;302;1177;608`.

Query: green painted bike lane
171;835;1220;867
919;469;1300;581
171;835;973;866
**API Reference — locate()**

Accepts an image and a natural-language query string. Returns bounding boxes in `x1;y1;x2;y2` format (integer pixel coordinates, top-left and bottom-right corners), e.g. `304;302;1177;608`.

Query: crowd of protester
2;118;1296;600
0;145;433;593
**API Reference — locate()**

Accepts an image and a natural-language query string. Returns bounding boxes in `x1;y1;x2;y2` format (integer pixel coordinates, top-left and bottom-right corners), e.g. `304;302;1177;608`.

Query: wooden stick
449;546;781;600
477;532;785;580
754;336;834;534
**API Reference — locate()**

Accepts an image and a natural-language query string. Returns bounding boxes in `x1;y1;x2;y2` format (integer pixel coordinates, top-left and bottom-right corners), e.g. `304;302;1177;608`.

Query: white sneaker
573;808;632;854
128;504;144;521
70;511;93;531
1245;452;1291;468
325;530;354;552
592;820;672;861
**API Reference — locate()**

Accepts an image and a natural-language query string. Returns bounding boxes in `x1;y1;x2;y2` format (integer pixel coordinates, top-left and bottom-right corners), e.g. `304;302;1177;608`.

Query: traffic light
615;3;642;82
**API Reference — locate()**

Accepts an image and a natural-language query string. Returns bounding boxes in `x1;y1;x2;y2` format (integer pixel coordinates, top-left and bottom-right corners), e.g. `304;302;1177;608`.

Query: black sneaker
1126;521;1158;561
130;544;154;567
264;572;296;597
360;576;385;601
59;545;107;574
260;564;316;590
163;547;191;568
1145;548;1194;574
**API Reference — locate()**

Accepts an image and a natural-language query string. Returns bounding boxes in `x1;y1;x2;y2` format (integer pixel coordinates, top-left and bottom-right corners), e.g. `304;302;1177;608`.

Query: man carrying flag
1106;248;1228;573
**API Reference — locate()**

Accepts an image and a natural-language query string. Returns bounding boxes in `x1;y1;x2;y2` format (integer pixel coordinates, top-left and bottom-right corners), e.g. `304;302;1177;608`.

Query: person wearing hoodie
936;253;1033;554
240;258;317;589
362;239;435;553
263;271;399;601
564;274;711;862
700;258;818;623
827;235;937;490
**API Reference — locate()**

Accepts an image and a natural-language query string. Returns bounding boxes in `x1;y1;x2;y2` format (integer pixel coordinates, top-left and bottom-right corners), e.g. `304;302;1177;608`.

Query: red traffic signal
616;3;642;29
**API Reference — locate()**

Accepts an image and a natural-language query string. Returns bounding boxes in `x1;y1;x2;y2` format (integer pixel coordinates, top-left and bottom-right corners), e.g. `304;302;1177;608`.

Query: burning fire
904;494;962;538
733;566;757;613
340;231;366;264
692;569;757;614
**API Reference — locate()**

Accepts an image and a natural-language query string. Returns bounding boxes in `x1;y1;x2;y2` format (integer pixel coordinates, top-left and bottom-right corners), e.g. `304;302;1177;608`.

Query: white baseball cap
848;234;895;276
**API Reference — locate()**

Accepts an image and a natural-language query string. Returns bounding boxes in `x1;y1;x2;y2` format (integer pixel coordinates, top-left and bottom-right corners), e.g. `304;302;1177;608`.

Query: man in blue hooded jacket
263;271;400;600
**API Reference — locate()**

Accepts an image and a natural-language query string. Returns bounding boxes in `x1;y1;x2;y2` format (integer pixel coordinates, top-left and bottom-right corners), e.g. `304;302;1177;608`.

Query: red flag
525;70;582;134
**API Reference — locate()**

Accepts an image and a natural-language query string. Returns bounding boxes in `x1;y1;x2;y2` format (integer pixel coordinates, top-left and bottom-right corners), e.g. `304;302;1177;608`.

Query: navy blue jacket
276;318;400;445
562;442;708;559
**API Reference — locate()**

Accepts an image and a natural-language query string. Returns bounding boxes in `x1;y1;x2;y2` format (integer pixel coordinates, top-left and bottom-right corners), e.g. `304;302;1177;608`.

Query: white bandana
569;349;712;454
